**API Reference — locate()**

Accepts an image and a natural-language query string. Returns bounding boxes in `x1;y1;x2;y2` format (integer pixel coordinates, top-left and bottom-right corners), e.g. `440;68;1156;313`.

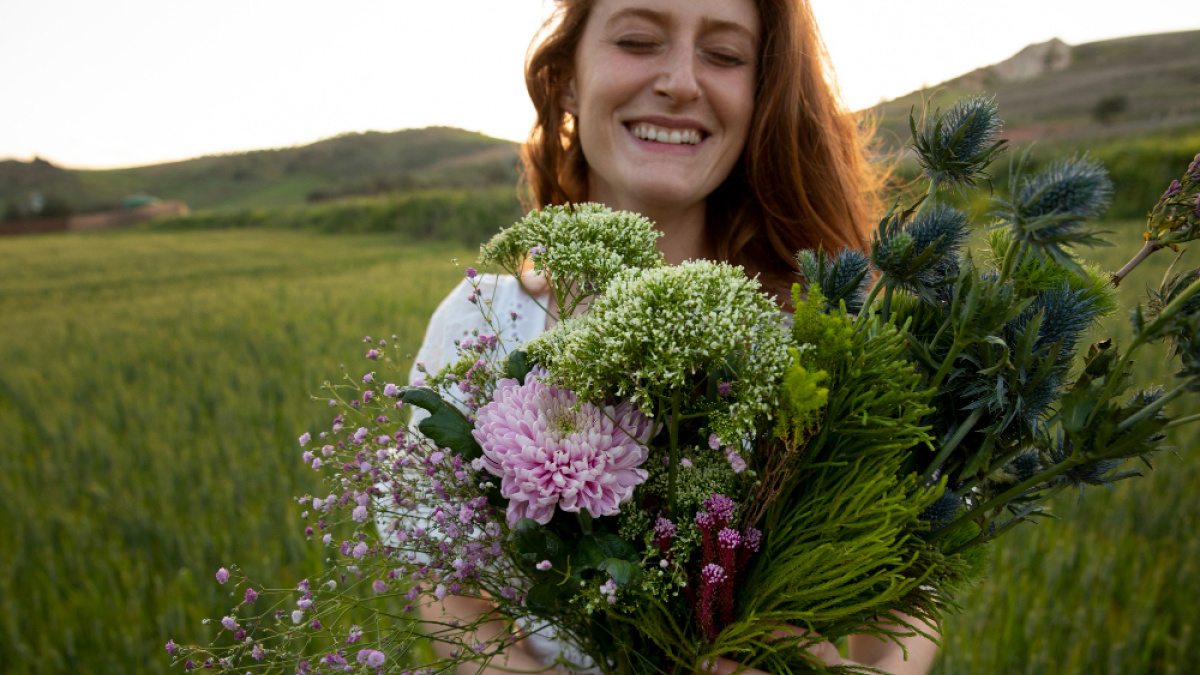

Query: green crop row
147;187;524;247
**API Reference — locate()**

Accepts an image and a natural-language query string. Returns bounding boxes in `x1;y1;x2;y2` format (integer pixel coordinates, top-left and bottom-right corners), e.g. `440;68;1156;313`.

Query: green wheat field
1;224;1197;674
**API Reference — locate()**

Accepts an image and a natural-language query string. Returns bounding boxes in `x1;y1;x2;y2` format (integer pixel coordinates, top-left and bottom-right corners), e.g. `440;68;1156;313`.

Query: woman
411;0;938;672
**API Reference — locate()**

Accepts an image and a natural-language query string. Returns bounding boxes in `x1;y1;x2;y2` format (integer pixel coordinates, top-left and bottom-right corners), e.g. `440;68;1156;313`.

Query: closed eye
615;37;662;54
706;50;747;67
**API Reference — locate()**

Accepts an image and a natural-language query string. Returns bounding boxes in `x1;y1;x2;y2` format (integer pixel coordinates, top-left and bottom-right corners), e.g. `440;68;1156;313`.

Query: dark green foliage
1092;94;1128;125
731;318;953;672
398;386;483;460
503;349;532;383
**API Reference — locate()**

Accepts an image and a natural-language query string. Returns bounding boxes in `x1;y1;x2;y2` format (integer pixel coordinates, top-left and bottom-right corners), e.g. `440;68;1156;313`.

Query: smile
628;123;704;146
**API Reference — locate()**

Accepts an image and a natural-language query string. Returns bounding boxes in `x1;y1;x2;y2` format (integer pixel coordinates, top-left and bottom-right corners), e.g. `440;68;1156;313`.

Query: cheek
721;87;756;147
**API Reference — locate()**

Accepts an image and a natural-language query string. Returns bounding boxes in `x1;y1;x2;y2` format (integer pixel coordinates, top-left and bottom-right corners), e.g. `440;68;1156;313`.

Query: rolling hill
869;29;1200;151
1;126;520;217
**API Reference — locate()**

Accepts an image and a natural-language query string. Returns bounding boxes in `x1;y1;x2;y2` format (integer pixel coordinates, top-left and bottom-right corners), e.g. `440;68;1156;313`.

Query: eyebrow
606;7;759;43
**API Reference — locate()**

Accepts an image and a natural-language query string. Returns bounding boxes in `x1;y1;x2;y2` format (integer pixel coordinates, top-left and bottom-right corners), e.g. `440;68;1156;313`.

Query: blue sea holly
995;154;1113;272
911;94;1007;190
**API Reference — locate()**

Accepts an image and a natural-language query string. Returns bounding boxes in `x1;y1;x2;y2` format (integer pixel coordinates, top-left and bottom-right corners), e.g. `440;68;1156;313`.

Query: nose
653;46;701;104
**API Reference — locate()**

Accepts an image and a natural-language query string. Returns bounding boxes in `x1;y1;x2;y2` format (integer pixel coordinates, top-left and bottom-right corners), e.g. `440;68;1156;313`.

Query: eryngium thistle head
1007;283;1108;364
1048;431;1139;492
1147;268;1200;384
479;203;663;290
1015;156;1112;224
911;95;1006;189
526;261;791;445
921;489;960;528
999;155;1112;269
872;203;969;302
796;247;870;313
1008;449;1042;483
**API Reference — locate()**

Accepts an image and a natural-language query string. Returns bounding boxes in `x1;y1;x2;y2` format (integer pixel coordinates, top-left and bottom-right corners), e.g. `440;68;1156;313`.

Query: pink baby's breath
472;370;654;525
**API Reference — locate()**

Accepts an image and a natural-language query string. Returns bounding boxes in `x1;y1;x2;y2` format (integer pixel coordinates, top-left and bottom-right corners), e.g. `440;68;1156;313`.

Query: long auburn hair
522;0;881;297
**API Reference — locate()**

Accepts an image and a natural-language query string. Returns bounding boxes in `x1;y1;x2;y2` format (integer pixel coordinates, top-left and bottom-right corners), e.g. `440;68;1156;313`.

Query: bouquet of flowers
168;98;1200;674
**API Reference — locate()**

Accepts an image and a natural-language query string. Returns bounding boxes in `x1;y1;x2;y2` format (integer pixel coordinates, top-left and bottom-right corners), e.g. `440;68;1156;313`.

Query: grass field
0;223;1197;674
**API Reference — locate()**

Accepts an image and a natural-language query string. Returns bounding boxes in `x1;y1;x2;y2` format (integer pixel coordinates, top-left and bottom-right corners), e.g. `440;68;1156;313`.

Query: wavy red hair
522;0;880;296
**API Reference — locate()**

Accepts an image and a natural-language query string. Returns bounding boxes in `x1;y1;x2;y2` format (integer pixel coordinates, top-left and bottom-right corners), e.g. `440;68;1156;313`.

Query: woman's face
564;0;760;217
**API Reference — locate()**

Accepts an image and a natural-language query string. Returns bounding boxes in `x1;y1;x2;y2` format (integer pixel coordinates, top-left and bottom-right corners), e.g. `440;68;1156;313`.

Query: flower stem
920;407;984;484
860;277;886;320
932;457;1079;543
1165;412;1200;430
1110;238;1163;288
666;391;682;518
997;237;1024;285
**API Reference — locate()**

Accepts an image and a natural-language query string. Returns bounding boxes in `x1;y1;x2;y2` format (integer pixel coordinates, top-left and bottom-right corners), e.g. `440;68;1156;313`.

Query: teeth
631;124;702;145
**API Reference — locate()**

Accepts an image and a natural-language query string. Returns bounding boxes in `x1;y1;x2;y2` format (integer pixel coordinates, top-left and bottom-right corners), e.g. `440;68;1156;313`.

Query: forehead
588;0;761;40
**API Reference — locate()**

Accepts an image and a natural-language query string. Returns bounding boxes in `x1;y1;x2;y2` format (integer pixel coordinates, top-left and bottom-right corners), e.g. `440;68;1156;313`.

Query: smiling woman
522;0;880;298
564;0;760;243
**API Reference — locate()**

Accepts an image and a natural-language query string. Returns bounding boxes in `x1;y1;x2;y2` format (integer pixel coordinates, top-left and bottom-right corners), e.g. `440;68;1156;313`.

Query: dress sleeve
408;277;475;388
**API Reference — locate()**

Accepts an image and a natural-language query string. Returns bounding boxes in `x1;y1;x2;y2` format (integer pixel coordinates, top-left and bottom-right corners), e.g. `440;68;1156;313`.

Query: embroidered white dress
390;273;597;672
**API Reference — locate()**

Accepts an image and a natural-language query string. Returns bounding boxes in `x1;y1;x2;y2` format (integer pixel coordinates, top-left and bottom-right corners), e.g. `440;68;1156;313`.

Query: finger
767;625;843;667
519;270;549;296
710;656;765;675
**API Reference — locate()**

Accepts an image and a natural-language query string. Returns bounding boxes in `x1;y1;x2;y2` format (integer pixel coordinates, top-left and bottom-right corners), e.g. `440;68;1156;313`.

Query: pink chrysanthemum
472;371;653;525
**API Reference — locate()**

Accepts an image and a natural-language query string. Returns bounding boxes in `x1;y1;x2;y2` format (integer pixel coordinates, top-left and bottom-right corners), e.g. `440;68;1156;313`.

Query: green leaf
573;532;638;577
505;349;532;383
508;518;566;565
525;582;566;611
398;386;483;459
597;558;642;586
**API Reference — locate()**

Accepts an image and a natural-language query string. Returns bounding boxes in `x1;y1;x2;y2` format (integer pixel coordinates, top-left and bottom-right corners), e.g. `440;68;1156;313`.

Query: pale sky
2;0;1196;169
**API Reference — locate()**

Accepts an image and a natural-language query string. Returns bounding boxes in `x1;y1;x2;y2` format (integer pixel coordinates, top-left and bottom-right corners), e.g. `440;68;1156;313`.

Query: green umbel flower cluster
527;260;791;445
478;203;664;319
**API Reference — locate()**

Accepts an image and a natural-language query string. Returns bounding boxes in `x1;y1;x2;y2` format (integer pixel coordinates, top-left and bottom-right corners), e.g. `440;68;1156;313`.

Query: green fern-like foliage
712;317;962;674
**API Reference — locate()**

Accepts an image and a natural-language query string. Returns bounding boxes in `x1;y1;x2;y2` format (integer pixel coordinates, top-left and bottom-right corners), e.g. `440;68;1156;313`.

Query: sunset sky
3;0;1196;169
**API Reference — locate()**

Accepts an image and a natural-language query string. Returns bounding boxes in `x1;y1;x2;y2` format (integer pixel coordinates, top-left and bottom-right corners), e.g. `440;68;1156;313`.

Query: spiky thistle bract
795;248;870;313
911;94;1007;190
994;152;1113;275
871;202;969;304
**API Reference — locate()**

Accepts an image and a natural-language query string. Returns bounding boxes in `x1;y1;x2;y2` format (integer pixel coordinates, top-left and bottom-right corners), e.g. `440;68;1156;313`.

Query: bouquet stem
667;391;682;517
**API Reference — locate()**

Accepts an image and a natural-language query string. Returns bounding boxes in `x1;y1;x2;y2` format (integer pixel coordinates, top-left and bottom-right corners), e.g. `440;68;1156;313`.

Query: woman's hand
708;615;938;675
518;269;550;297
707;625;850;675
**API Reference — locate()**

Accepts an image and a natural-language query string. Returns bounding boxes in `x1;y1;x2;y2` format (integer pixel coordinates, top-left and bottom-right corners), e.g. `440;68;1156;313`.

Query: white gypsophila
479;204;664;294
528;260;791;445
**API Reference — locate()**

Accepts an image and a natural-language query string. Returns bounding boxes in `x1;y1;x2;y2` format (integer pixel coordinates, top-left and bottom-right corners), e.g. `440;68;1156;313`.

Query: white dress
396;273;597;672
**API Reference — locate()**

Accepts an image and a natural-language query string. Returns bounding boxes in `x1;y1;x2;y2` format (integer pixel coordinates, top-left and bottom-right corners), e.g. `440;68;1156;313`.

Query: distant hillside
869;29;1200;151
0;126;520;217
